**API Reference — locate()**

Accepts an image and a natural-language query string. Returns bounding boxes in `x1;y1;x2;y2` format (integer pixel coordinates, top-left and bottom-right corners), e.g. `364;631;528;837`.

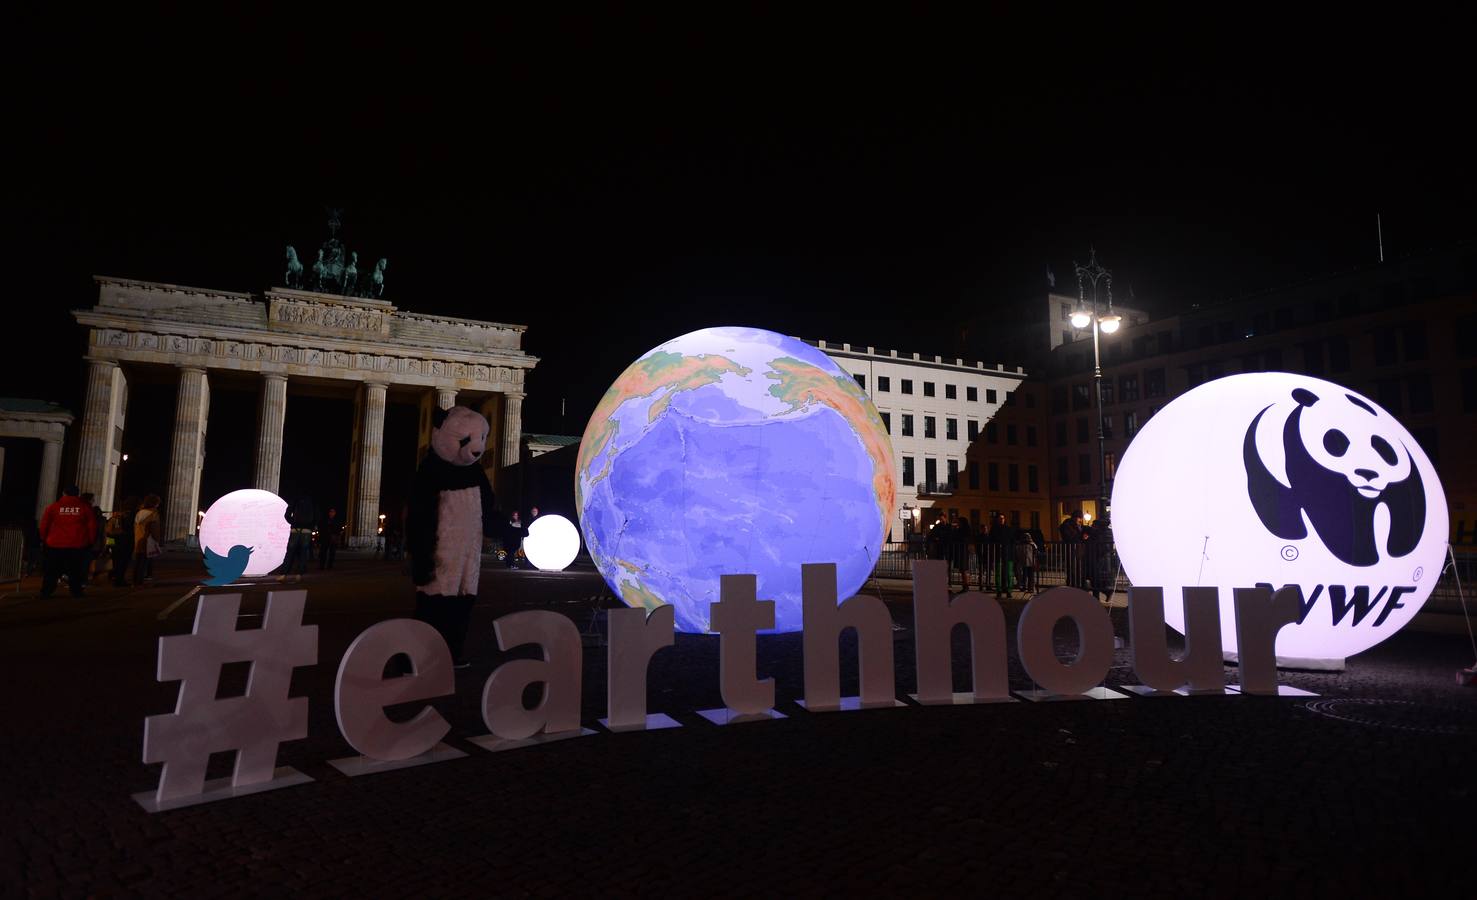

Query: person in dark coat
989;513;1015;599
949;513;973;590
279;496;317;582
1088;518;1117;604
1059;511;1085;588
106;497;138;588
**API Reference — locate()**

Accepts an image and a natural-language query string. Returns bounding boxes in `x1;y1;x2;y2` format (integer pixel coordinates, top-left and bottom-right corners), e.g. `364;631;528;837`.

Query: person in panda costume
408;405;499;667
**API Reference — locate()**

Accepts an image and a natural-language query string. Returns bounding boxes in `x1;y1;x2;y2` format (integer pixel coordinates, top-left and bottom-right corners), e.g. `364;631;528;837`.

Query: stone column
75;358;121;505
36;439;63;524
165;367;209;542
501;391;525;468
437;388;457;410
253;374;288;494
350;382;388;549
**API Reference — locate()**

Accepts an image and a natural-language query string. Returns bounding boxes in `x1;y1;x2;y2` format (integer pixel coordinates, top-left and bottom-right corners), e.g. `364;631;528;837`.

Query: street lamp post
1071;247;1121;524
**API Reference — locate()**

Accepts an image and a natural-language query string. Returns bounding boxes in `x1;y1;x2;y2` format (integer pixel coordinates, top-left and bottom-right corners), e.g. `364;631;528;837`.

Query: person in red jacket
39;484;97;599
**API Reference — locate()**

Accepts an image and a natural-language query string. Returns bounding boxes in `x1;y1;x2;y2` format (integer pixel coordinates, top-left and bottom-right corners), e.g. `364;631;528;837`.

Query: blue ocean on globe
575;327;896;633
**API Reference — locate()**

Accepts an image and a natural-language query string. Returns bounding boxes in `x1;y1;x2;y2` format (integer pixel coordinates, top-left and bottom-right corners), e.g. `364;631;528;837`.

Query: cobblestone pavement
2;556;1474;897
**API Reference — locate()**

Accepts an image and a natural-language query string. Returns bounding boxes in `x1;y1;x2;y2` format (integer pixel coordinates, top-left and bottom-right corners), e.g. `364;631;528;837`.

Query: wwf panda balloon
1112;373;1448;663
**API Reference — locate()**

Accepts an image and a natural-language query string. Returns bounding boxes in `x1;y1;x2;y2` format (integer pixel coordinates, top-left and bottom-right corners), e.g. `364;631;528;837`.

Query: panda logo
1243;387;1425;567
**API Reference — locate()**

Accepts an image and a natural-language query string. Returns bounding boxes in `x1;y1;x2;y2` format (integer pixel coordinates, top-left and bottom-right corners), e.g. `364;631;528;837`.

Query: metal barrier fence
872;541;1126;594
871;540;1476;611
0;528;23;592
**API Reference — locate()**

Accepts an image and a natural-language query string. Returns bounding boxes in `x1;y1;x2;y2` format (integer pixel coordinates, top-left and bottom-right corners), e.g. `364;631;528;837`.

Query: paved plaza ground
3;554;1475;897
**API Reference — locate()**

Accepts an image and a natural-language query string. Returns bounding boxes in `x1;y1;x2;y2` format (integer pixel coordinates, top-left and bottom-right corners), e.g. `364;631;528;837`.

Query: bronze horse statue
285;246;304;288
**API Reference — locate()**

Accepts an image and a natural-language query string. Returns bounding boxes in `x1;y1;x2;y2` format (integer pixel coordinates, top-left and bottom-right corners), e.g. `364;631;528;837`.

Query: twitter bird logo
203;545;254;586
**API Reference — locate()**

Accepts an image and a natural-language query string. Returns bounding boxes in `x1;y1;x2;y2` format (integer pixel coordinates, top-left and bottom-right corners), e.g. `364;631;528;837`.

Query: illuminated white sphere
523;514;581;571
1112;373;1447;661
198;489;291;576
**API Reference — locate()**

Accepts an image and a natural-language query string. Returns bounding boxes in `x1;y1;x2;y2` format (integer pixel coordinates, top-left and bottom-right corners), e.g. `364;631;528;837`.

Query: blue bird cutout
202;545;254;586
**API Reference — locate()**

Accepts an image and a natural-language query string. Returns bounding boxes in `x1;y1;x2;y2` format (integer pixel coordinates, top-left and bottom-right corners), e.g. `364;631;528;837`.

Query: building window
1006;424;1017;445
1054;421;1067;447
925;458;937;488
986;423;998;443
854;373;866;390
901;414;914;437
1010;510;1021;528
1102;415;1113;439
1459;315;1477;359
1411;426;1440;465
902;379;914;394
968;461;980;490
1008;464;1020;492
945;384;957;400
902;457;915;486
1328;336;1351;373
967;420;979;441
1062;330;1074;345
1028;464;1039;493
1027;425;1038;447
946;418;958;440
1061;302;1072;322
987;388;999;404
1145;368;1166;398
1030;510;1041;530
1373;331;1397;366
1076;417;1089;443
924;381;936;397
947;459;960;488
1056;457;1069;486
1403;323;1429;362
1377;379;1402;414
880;412;891;433
924;416;937;439
1300;341;1324;377
1408;373;1434;413
1052;387;1068;413
1079;454;1092;484
1120;374;1139;402
988;462;1000;491
1124;411;1139;438
878;376;891;392
967;386;978;402
1072;384;1091;410
1025;392;1036;408
1101;381;1114;405
1104;452;1117;481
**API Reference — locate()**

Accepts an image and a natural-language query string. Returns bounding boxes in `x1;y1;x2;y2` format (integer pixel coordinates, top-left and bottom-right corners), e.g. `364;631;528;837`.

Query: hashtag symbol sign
142;591;317;807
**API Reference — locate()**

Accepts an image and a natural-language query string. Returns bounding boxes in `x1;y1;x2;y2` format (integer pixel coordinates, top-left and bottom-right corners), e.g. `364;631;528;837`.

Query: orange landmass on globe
765;357;897;538
576;351;752;507
614;561;666;612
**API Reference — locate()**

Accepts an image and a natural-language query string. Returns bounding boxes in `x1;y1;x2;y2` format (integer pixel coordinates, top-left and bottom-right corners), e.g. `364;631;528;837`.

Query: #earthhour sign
136;350;1448;812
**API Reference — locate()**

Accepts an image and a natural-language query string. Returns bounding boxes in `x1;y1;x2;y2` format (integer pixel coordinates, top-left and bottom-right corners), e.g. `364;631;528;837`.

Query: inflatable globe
576;326;896;633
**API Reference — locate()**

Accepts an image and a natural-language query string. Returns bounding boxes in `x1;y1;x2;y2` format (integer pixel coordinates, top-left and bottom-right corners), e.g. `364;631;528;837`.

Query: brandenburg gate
72;277;536;548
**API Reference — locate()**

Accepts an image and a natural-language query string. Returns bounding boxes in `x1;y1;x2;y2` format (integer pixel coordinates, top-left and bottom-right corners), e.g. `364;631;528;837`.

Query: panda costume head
1243;387;1425;567
430;405;490;466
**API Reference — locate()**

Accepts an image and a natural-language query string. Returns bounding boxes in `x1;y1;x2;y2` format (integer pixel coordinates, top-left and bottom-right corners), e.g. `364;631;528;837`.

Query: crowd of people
917;509;1118;603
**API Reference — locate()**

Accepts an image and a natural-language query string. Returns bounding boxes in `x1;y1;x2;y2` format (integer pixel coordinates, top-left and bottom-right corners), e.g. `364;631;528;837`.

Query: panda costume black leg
407;406;500;668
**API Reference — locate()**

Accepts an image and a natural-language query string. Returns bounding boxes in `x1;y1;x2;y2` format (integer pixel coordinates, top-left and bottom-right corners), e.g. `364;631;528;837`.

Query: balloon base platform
327;742;466;777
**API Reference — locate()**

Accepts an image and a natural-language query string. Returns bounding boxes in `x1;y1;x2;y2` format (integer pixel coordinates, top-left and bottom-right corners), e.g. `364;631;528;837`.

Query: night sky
5;15;1472;515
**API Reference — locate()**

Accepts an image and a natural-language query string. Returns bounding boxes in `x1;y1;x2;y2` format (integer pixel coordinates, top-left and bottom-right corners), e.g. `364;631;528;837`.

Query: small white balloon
523;515;581;571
